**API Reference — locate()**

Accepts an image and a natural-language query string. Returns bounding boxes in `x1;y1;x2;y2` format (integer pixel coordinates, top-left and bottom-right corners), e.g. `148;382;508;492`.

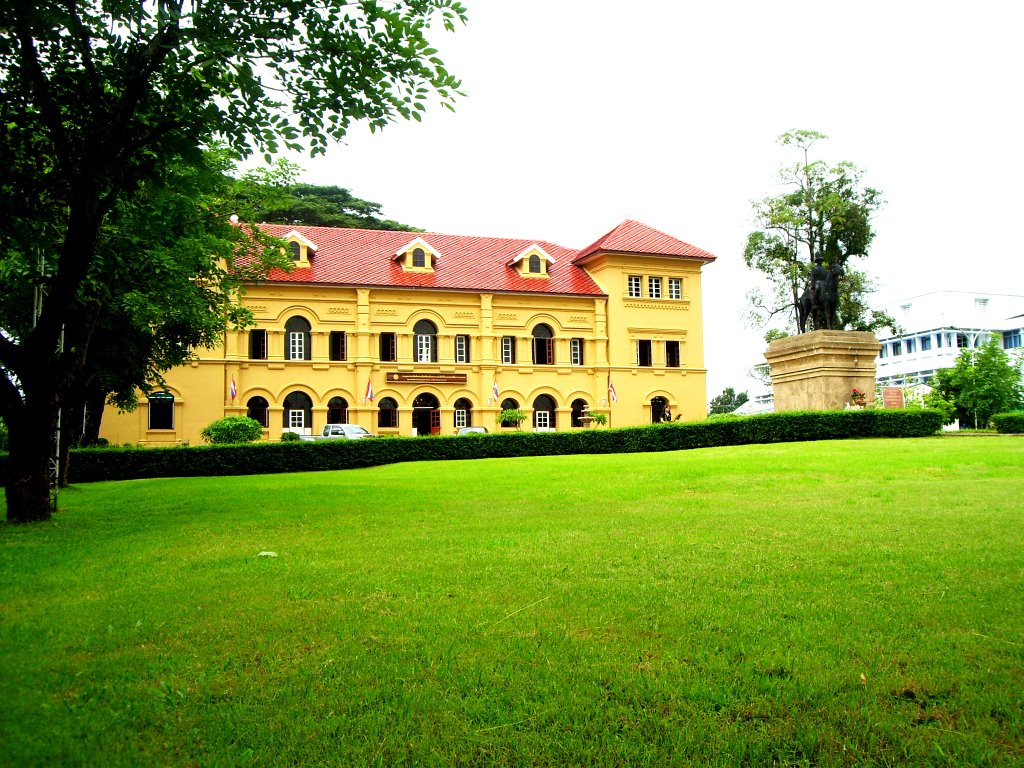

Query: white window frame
668;277;682;300
287;410;305;429
287;331;305;360
455;409;468;428
455;335;469;363
648;276;662;299
534;410;550;430
627;275;642;298
570;338;583;366
415;333;433;363
501;336;515;364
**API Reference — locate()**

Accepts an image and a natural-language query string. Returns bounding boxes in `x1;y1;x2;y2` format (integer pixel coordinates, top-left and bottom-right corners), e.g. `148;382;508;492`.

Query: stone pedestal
765;330;881;411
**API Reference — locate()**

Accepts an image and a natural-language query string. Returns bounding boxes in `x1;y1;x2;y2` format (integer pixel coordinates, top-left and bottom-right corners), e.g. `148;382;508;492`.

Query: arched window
327;396;349;424
378;397;399;429
413;319;438;363
284;316;311;361
529;253;541;273
571;398;589;428
499;398;520;428
532;324;554;365
412;247;426;268
289;241;302;261
282;391;313;430
148;391;174;430
533;394;556;430
650;396;669;424
246;396;269;428
454;397;473;429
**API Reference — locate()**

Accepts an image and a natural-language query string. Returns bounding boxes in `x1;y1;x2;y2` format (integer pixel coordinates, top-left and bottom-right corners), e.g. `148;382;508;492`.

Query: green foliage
928;337;1024;428
991;412;1024;433
0;420;7;452
0;410;943;487
280;432;303;442
0;0;466;522
744;131;894;335
709;387;749;415
496;409;527;429
200;416;265;444
587;412;609;426
246;176;420;231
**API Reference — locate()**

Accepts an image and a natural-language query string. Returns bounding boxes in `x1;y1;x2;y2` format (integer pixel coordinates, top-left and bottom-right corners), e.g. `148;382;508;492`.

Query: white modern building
875;291;1024;387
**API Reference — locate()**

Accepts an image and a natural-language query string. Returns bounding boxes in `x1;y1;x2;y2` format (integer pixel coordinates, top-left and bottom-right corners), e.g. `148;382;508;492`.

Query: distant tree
245;169;419;231
0;0;465;523
709;387;749;415
925;336;1024;428
744;130;896;337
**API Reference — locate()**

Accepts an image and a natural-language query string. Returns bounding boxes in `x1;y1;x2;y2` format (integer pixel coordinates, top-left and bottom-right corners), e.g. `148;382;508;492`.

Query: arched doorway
570;398;589;427
283;391;313;433
533;394;556;430
650;396;669;424
453;397;473;429
327;396;349;424
412;392;441;435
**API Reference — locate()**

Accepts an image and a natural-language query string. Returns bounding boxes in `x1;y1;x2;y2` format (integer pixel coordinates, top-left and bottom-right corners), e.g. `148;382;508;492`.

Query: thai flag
230;376;237;400
608;379;618;402
365;379;374;402
492;380;499;401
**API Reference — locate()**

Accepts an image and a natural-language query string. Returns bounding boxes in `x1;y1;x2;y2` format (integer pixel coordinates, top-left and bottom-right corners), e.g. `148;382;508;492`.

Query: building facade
874;291;1024;387
100;220;717;445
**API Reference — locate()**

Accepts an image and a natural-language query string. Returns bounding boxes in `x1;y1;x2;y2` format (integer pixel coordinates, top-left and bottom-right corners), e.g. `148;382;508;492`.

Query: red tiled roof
574;220;717;264
251;220;715;296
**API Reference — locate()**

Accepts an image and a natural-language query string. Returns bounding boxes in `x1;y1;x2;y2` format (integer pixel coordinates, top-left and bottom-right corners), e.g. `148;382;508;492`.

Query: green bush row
991;412;1024;434
0;409;944;487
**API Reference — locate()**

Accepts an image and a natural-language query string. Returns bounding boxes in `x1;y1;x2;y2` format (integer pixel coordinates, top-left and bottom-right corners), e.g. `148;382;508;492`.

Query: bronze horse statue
796;256;843;332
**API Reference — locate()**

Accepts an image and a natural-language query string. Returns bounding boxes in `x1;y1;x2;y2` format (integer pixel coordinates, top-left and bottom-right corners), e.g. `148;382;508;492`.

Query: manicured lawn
1;436;1022;766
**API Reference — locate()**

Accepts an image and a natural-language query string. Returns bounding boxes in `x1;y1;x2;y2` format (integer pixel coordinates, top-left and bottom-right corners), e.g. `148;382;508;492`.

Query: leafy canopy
0;0;465;522
709;387;749;415
925;336;1024;428
744;131;895;338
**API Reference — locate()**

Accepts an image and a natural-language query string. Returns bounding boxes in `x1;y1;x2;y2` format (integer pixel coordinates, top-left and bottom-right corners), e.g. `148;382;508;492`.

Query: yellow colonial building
100;220;717;444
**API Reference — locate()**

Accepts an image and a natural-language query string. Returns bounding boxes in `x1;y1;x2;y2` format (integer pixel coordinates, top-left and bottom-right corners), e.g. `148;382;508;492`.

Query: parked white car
299;424;376;440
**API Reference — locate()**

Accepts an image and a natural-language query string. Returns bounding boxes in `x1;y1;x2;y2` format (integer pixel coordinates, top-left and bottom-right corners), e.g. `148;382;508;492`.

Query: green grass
1;437;1022;767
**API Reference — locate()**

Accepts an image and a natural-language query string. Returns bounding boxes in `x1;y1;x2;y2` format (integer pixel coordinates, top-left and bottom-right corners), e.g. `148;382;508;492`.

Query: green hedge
0;409;944;486
991;412;1024;434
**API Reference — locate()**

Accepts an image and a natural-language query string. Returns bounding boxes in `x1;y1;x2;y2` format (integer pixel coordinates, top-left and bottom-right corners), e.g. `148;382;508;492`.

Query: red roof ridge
573;219;717;263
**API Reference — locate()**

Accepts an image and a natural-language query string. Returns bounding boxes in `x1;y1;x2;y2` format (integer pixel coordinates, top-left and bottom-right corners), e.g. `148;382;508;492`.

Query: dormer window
282;230;316;269
396;237;439;272
511;244;554;278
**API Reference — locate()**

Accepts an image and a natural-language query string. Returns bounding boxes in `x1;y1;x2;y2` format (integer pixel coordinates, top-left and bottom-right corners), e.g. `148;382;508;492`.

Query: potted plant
851;388;867;407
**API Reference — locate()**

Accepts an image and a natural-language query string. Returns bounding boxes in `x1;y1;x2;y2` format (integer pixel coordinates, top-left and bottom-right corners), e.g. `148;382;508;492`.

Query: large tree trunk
5;401;59;523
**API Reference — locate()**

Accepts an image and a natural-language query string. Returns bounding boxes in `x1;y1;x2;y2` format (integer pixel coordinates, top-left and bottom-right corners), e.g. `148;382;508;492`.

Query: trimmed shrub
200;416;265;444
0;409;945;487
991;412;1024;434
0;408;939;487
280;431;302;442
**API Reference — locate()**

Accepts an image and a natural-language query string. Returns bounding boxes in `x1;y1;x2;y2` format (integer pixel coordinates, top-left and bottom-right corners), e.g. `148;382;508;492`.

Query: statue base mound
765;330;880;411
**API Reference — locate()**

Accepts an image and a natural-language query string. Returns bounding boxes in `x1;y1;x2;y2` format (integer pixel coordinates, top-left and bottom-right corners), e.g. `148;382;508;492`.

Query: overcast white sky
286;0;1024;400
